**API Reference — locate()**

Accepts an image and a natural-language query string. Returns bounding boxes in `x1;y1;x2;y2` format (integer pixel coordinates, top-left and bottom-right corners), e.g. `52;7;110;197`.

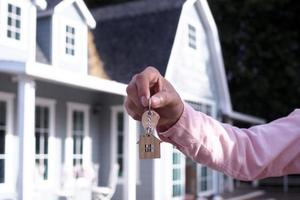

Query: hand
125;66;184;132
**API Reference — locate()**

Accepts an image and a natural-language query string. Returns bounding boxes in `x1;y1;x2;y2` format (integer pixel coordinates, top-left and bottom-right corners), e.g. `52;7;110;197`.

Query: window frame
0;0;28;48
65;25;75;56
172;147;186;200
0;92;14;190
34;98;56;185
6;3;21;41
111;106;124;182
110;106;140;184
66;102;90;175
188;23;197;50
51;14;88;67
55;18;83;64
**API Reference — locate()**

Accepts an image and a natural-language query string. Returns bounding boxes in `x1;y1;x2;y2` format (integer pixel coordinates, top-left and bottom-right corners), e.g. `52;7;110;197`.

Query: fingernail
152;96;160;106
141;96;147;107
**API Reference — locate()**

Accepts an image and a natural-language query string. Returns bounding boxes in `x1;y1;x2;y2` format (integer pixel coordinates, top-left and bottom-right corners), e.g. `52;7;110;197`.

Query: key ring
148;98;152;115
146;98;153;134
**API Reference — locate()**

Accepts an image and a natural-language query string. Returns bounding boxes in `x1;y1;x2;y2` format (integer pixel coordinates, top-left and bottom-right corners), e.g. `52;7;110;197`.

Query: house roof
39;0;96;28
91;0;185;84
92;0;265;124
45;0;62;9
31;0;47;10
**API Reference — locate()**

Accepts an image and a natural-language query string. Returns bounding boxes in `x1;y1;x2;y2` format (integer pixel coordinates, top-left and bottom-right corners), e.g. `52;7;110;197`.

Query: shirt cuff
157;102;200;148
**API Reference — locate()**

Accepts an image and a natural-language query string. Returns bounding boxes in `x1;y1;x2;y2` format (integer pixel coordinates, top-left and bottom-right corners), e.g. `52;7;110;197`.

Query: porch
0;71;137;200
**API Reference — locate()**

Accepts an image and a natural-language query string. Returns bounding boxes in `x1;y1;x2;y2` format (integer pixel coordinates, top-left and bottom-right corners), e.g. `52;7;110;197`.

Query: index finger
135;66;162;107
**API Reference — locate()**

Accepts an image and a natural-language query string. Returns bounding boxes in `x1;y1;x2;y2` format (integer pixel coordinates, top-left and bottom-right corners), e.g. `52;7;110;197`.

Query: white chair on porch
55;164;99;200
92;163;119;200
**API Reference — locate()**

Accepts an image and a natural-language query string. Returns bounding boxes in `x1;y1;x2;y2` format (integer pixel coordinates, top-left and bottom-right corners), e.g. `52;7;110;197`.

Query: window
188;24;196;49
67;103;90;178
117;112;124;177
172;148;185;198
35;106;49;180
0;101;6;184
7;3;21;40
65;25;75;56
72;110;84;167
186;100;216;196
198;166;213;192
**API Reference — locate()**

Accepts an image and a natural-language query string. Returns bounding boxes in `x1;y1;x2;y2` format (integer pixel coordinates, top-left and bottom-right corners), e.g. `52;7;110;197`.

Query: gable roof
91;0;185;83
31;0;47;10
92;0;265;124
39;0;96;28
45;0;61;9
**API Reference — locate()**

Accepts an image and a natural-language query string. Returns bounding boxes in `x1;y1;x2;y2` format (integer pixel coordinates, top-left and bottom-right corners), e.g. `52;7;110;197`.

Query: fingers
135;67;162;106
126;78;143;110
150;91;171;109
125;66;165;121
124;97;143;121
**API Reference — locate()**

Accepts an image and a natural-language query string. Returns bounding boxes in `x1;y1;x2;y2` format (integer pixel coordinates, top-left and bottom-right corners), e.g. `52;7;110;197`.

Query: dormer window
65;25;75;56
188;24;196;49
7;3;21;40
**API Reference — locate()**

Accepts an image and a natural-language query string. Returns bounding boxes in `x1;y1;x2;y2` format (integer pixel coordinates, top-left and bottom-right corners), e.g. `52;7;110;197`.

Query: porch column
123;112;137;200
17;76;36;200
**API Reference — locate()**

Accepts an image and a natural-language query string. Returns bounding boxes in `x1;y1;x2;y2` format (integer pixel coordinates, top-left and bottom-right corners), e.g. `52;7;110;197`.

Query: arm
125;67;300;180
159;103;300;181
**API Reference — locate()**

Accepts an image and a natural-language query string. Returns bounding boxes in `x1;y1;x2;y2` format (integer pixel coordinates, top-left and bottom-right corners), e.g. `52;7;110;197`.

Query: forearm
158;103;300;180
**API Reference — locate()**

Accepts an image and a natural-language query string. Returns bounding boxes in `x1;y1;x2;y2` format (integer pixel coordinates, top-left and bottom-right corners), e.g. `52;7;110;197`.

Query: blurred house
91;0;264;200
0;0;133;200
0;0;265;200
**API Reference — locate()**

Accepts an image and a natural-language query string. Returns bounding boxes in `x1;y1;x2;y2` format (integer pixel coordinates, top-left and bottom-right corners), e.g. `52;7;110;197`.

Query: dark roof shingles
92;0;184;83
46;0;62;10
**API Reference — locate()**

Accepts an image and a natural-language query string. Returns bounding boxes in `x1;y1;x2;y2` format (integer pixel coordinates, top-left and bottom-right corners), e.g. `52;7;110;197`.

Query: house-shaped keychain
137;133;162;159
138;104;162;159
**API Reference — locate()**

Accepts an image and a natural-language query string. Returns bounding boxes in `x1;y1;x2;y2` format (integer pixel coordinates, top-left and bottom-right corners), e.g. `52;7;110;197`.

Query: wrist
157;101;184;132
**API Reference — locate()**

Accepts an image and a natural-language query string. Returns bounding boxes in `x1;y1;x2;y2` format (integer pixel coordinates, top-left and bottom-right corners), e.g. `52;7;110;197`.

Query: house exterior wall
0;73;18;197
51;3;88;74
113;122;155;200
162;0;225;199
0;72;125;198
136;160;154;200
165;0;217;103
0;0;33;62
35;80;124;186
0;0;136;199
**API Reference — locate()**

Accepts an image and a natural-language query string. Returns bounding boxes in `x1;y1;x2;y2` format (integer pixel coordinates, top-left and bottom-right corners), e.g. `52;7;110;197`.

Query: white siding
165;0;215;101
0;0;34;62
51;3;88;74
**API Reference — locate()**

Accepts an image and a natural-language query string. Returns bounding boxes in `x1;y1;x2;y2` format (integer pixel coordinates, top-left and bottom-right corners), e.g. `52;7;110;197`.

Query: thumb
150;91;171;109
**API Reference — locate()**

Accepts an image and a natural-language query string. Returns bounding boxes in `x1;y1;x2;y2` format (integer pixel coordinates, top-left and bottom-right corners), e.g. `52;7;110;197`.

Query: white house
0;0;139;200
92;0;264;200
0;0;265;200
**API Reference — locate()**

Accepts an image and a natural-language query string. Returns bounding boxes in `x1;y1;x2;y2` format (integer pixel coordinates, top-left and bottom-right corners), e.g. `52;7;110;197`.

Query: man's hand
125;66;184;132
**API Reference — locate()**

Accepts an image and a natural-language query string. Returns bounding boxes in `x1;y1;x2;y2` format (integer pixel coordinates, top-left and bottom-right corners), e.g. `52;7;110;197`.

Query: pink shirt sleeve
158;103;300;181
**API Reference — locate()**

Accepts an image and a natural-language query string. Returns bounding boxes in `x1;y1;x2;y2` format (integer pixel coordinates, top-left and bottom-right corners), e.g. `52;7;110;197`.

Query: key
137;98;162;159
141;109;160;131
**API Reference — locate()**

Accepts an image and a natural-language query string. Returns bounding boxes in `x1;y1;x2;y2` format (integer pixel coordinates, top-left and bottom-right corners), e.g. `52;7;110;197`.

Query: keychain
137;98;162;159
